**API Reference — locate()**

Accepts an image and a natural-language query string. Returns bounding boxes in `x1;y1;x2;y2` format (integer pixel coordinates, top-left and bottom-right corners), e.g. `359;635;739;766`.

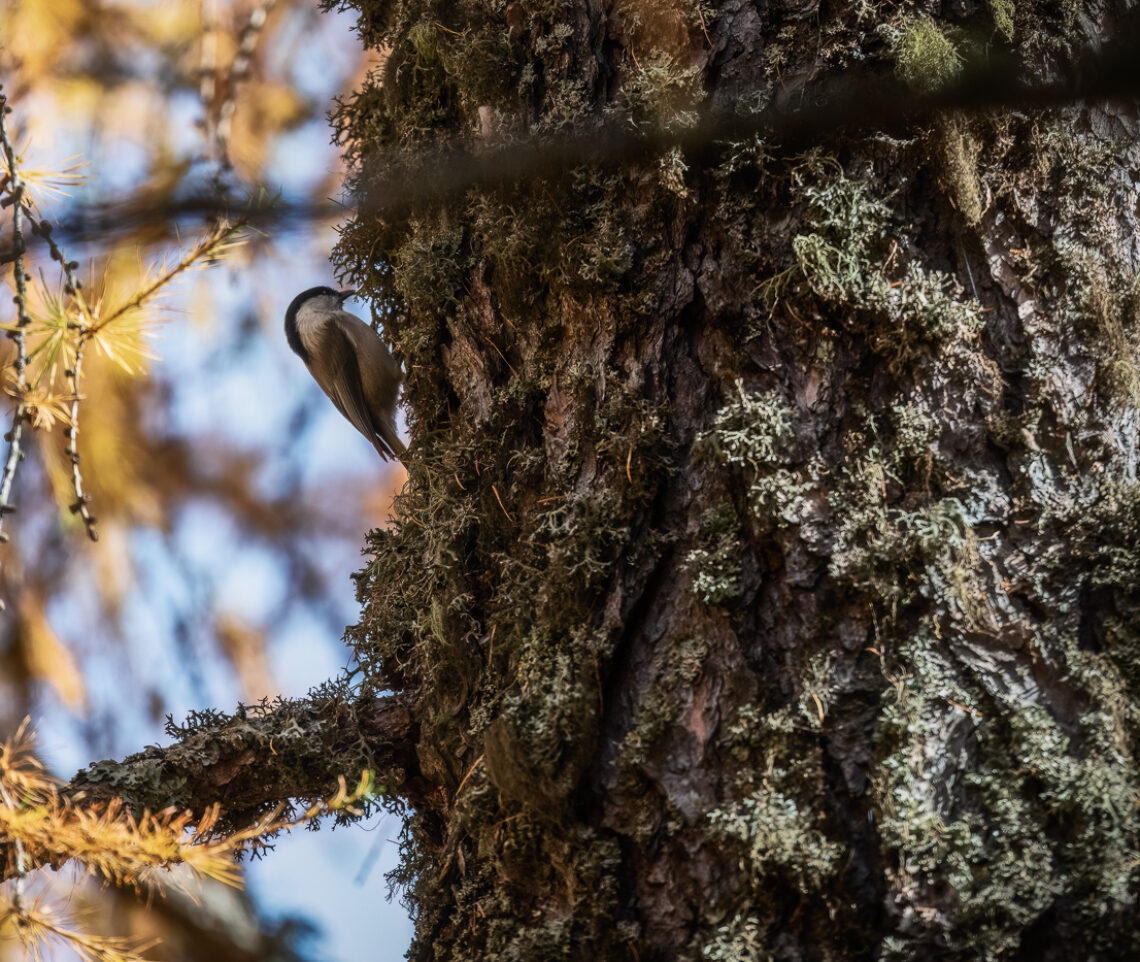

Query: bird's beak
338;289;356;304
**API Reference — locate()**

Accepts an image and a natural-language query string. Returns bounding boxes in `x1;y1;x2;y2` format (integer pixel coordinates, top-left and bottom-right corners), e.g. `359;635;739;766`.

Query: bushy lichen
684;507;742;604
894;19;962;94
709;787;842;889
874;629;1140;959
766;161;984;357
707;383;816;529
701;914;767;962
988;0;1015;41
891;18;986;225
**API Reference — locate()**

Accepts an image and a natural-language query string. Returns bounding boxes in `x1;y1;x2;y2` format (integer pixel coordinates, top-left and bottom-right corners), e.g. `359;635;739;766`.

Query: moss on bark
324;0;1140;958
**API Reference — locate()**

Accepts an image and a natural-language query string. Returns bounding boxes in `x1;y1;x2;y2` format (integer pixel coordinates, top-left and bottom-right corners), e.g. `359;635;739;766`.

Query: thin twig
29;217;98;540
65;335;97;540
490;484;513;523
0;88;33;546
95;219;246;332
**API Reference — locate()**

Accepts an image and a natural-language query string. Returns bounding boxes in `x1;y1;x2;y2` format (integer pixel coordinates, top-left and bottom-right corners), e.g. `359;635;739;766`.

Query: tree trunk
329;0;1140;958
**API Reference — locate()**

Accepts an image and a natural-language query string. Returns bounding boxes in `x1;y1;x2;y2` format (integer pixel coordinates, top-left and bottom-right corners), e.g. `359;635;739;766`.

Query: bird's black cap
284;286;345;361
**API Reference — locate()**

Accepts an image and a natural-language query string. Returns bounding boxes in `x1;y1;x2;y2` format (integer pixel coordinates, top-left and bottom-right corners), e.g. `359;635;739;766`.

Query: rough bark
328;0;1140;958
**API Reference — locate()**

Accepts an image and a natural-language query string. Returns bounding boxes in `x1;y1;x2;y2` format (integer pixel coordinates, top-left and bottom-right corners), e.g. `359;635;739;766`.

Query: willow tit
284;286;406;460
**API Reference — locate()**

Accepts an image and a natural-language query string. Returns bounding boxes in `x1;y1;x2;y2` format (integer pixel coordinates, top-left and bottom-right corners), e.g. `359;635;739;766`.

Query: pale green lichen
708;785;842;889
893;20;984;223
701;914;767;962
707;384;815;528
712;382;798;467
767;163;984;356
891;400;939;480
894;19;962;94
872;630;1057;960
684;508;741;606
989;0;1015;41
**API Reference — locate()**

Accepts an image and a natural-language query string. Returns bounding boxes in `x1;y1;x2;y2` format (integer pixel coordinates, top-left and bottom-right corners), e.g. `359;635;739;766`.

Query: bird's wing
332;311;406;458
307;319;398;460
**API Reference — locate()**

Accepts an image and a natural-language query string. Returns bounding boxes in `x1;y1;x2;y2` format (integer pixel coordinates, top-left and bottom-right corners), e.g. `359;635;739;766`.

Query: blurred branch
0;192;345;249
214;0;279;168
21;20;1140;251
361;26;1140;217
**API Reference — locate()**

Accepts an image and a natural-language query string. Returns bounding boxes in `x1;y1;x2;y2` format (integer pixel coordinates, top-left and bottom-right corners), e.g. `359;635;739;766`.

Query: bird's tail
375;421;407;461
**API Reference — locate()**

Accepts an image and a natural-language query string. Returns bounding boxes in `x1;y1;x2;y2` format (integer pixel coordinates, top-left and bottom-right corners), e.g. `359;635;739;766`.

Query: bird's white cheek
294;315;327;357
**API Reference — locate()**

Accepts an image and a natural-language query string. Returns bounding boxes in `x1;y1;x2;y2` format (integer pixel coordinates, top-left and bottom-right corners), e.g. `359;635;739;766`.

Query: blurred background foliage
0;1;408;958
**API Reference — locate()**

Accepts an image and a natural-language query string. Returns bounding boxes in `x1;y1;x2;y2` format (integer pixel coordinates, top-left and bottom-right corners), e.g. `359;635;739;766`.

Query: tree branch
29;216;99;541
65;692;421;832
0;89;34;548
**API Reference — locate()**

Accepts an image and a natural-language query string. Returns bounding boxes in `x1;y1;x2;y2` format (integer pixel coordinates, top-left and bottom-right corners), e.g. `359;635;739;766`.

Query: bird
284;286;406;460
